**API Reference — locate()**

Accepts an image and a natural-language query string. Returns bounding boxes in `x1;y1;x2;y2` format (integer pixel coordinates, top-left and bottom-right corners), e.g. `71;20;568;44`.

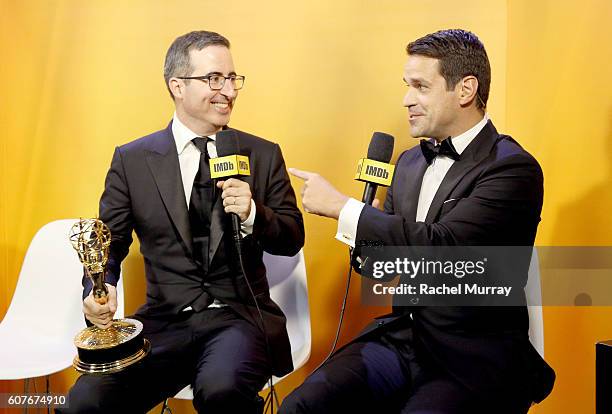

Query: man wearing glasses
61;30;304;413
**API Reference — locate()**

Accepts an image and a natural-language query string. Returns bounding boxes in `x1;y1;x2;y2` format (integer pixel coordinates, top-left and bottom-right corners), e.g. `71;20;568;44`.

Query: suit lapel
208;193;225;262
145;124;193;253
400;155;428;221
424;121;500;223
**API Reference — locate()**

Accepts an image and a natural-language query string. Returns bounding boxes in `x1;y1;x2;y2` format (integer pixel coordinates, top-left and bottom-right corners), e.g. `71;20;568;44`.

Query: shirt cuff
335;198;365;247
241;199;256;236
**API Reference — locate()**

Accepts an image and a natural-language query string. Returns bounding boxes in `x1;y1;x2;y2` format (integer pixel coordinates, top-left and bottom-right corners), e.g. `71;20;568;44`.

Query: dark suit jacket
353;121;555;404
84;122;304;376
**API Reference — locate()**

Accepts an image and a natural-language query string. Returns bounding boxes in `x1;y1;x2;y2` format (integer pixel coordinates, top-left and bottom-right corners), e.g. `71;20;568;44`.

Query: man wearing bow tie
283;29;554;413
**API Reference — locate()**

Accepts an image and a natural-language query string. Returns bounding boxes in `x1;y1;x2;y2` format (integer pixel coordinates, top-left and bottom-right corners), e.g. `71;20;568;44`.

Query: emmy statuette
69;219;150;374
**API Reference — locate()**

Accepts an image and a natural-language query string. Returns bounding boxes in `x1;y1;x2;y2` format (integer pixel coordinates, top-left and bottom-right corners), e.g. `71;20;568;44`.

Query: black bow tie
420;138;461;165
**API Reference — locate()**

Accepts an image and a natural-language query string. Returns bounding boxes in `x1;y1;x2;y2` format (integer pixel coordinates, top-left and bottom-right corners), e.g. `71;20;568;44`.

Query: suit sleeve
82;146;134;299
356;153;543;247
253;143;305;256
382;172;395;215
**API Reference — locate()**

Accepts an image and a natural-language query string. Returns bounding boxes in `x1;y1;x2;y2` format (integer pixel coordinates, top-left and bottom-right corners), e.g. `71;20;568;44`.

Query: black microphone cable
310;132;394;376
215;129;278;413
232;225;278;413
309;248;354;375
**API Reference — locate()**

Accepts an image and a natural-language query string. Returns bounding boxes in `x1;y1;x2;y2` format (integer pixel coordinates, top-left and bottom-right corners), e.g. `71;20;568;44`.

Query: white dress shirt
336;115;489;247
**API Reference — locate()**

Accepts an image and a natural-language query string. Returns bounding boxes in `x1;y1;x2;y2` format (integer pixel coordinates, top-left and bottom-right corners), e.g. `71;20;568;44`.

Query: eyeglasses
177;74;245;90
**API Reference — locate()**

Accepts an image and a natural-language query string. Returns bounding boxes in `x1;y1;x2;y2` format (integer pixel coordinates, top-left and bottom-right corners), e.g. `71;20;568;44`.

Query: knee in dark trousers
193;374;262;413
58;375;128;414
280;388;371;414
279;390;311;414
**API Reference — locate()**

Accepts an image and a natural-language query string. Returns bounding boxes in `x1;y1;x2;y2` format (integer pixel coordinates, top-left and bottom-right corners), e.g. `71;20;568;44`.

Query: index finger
288;168;315;181
219;178;247;190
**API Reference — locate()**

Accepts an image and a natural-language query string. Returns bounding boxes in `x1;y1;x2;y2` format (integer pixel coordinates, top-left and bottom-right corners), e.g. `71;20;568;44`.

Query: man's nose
402;87;415;107
220;78;238;99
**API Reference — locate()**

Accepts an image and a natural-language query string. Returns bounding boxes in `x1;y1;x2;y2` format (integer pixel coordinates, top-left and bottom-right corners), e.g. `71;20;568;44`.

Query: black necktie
420;138;461;165
189;137;213;270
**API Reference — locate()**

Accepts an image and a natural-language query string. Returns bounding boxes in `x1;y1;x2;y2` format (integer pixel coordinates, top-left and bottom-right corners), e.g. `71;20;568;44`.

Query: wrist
331;195;350;219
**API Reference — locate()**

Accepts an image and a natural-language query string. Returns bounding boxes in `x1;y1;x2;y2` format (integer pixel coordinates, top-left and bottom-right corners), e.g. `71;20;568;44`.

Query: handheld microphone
211;129;251;243
355;132;395;205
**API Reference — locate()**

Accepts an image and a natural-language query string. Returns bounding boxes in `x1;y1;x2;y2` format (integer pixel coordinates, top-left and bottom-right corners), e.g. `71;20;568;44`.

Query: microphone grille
367;132;395;163
215;129;239;157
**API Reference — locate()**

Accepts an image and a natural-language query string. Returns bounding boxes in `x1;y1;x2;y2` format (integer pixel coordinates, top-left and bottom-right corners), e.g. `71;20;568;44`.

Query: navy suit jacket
353;121;555;404
84;122;304;376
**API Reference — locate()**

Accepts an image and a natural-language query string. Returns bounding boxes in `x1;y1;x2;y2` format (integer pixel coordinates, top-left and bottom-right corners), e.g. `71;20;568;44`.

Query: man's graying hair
407;29;491;111
164;30;230;99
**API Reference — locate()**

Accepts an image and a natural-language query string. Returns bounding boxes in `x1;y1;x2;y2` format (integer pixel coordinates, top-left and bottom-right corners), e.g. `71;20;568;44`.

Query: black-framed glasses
177;74;245;90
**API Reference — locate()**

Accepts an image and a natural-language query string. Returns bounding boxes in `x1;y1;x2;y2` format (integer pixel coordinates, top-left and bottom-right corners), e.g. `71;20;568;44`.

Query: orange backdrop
1;1;610;413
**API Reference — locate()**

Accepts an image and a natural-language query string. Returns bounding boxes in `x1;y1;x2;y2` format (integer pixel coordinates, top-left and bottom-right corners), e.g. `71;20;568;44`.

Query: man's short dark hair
164;30;230;99
407;29;490;110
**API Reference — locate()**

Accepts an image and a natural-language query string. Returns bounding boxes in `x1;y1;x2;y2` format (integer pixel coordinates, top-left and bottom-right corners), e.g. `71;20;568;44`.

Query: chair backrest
264;249;311;384
526;248;544;357
2;220;86;340
2;219;124;339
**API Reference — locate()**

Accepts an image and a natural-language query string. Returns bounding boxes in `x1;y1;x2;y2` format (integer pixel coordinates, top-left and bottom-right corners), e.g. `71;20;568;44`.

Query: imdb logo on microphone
210;155;251;179
355;158;394;186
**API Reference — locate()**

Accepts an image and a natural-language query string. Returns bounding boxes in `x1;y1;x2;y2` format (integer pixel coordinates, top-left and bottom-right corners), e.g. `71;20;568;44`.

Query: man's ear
458;76;479;107
168;78;183;100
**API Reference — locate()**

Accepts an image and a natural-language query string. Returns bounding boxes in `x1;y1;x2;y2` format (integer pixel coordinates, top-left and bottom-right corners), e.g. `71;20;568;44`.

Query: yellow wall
0;1;609;413
506;1;612;413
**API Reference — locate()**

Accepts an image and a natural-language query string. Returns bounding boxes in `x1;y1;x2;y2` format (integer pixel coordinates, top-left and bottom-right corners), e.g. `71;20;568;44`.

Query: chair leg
46;375;51;414
273;389;280;410
160;398;172;414
23;378;30;414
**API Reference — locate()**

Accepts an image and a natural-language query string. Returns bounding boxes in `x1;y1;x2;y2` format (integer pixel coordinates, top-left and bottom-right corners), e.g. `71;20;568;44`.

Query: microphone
211;129;251;244
355;132;395;205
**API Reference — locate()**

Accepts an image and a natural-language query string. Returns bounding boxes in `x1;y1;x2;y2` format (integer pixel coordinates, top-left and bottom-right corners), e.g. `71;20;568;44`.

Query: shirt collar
446;113;489;155
171;113;217;155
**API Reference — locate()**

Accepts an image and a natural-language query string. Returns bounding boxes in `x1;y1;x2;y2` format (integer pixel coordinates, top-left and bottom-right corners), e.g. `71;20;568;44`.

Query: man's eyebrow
404;78;431;87
203;71;237;76
404;77;429;85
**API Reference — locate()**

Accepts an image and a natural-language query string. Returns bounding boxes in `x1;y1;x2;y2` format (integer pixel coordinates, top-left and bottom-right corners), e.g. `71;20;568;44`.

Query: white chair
164;249;311;409
526;247;544;357
0;219;125;381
